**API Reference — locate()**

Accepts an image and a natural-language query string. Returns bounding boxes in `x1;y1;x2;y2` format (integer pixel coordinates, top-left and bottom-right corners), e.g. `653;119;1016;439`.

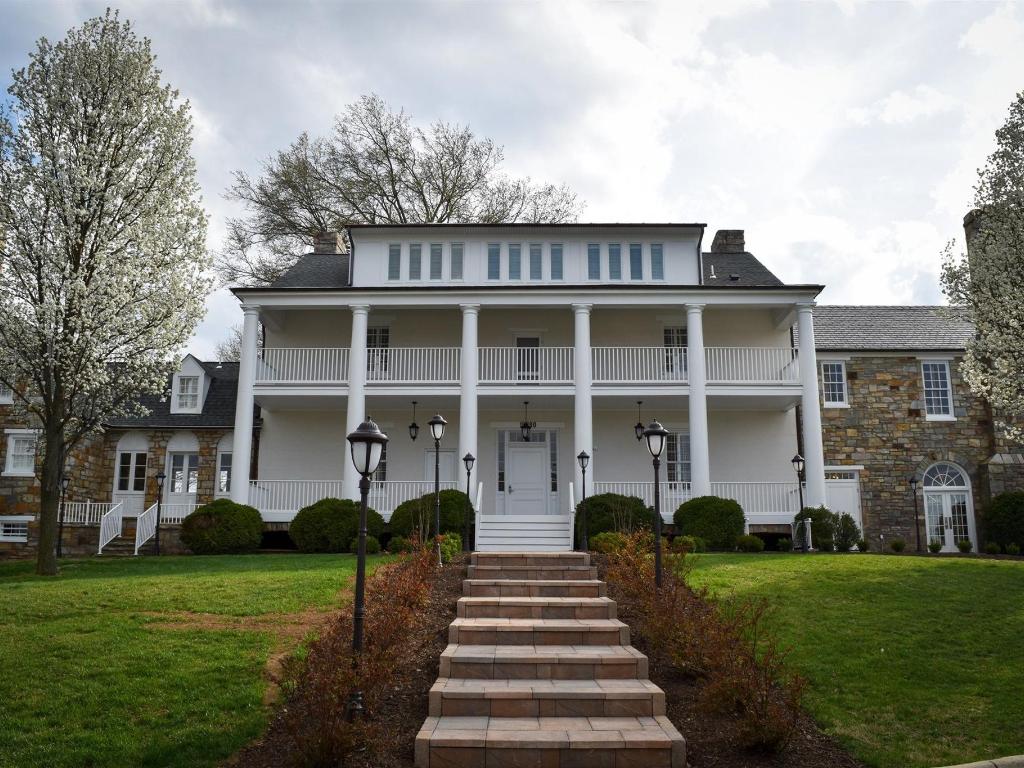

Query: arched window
923;463;969;488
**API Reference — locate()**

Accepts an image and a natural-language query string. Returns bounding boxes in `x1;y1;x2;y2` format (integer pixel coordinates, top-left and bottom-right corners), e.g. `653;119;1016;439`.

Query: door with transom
922;463;976;553
506;442;549;514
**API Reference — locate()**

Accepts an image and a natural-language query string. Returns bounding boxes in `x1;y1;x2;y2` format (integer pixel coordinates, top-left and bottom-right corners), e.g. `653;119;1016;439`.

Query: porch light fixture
520;401;536;442
408;401;419;441
428;414;448;566
909;475;921;552
57;474;71;559
428;413;447;443
155;472;166;557
634;401;644;441
643;420;670;587
577;451;590;551
345;418;390;721
463;453;475;553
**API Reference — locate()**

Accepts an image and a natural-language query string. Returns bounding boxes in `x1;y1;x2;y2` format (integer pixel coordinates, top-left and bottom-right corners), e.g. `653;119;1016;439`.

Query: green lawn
688;553;1024;768
0;553;390;768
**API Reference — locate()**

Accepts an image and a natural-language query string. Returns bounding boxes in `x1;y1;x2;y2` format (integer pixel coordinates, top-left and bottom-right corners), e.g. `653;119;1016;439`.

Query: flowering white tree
0;12;210;575
942;91;1024;441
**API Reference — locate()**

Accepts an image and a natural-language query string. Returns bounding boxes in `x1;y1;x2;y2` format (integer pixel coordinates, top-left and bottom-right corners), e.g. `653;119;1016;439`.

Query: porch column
797;304;827;507
686;304;711;496
343;305;370;500
230;305;260;504
459;304;480;501
573;304;594;498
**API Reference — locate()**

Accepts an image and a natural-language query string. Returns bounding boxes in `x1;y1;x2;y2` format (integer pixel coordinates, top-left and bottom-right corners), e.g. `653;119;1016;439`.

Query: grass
0;553;392;768
688;553;1024;768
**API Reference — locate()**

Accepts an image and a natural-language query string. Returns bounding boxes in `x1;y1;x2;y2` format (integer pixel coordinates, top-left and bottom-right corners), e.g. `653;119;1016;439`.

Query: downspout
696;226;706;285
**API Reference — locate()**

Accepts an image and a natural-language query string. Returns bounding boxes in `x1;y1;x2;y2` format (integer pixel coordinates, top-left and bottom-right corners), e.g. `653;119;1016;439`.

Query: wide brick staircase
415;551;685;768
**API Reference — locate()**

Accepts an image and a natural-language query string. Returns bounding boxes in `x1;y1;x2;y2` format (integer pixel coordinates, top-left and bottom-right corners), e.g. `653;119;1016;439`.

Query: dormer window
177;376;199;410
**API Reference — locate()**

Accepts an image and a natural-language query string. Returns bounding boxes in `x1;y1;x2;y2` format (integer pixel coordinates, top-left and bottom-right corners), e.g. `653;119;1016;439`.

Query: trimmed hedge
349;535;381;554
982;492;1024;549
575;493;655;538
590;531;628;554
180;498;263;555
289;497;384;553
388;489;471;539
670;535;705;554
736;534;765;552
673;495;745;550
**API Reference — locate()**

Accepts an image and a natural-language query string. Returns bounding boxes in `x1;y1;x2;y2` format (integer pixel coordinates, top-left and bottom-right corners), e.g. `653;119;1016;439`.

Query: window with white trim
217;452;232;494
665;433;691;485
651;244;665;280
4;431;36;476
608;243;622;280
487;243;501;280
429;243;443;280
629;243;643;280
387;244;401;280
409;244;422;280
509;244;522;280
0;383;12;405
820;361;848;407
450;243;464;280
0;518;29;543
176;376;199;410
375;443;388;482
550;244;563;280
921;361;953;418
116;451;148;492
587;244;601;280
529;244;542;280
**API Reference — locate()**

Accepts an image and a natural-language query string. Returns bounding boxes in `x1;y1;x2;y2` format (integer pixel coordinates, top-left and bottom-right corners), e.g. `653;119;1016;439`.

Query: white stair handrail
97;501;125;554
134;503;159;555
568;482;577;550
472;482;483;549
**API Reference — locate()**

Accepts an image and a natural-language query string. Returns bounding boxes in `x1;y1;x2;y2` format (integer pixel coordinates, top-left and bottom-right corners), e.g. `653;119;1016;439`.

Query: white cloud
850;85;958;125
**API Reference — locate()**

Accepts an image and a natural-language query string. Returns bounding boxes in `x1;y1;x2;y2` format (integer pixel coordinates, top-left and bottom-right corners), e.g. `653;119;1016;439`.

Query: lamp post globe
154;471;166;556
428;413;447;442
427;414;447;566
463;452;475;553
643;421;669;587
576;451;590;551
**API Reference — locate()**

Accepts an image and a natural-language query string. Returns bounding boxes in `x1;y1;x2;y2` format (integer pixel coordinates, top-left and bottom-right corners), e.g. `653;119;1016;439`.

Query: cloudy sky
2;0;1022;358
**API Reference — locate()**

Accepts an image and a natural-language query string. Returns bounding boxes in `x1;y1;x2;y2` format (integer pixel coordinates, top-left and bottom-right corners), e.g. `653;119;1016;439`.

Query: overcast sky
2;0;1022;358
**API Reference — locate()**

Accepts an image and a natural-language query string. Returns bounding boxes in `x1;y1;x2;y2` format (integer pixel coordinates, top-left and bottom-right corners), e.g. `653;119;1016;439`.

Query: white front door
167;452;199;508
113;450;148;516
506;442;549;514
925;491;975;553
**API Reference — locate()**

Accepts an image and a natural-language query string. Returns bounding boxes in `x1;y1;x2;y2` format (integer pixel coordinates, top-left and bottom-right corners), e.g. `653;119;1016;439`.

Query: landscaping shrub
928;541;942;553
777;537;793;552
984;541;1000;555
957;539;973;553
982;491;1024;549
857;538;870;552
388;535;416;554
180;499;263;555
833;513;861;553
674;496;745;550
889;538;906;553
575;493;654;538
670;534;705;554
736;534;765;552
438;532;462;563
289;498;385;553
793;506;837;551
590;531;628;553
348;535;381;554
388;489;470;539
1007;542;1021;556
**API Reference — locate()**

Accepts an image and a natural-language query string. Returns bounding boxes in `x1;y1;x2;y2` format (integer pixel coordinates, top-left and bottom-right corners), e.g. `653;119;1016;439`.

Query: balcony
255;346;800;387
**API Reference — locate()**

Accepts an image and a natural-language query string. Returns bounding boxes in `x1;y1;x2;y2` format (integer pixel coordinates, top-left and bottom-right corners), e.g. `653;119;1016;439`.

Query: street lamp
345;417;389;722
633;401;644;441
408;401;419;441
643;420;669;588
154;472;166;556
577;451;590;551
428;413;447;566
909;476;921;552
791;455;806;551
57;474;70;558
463;453;475;553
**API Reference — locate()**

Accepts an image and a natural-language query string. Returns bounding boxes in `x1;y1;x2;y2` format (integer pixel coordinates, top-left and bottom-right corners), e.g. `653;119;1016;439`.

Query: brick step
440;644;649;681
464;579;607;598
471;552;590;568
415;715;685;768
428;678;666;718
467;565;598;581
450;618;629;646
457;596;617;620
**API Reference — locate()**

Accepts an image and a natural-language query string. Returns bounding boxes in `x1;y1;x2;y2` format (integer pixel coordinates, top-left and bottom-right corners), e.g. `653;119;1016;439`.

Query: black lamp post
409;401;419;441
154;472;166;556
345;417;389;721
428;413;447;566
643;420;669;588
910;476;921;552
791;455;806;551
633;401;644;441
463;453;475;553
57;474;70;558
577;451;590;551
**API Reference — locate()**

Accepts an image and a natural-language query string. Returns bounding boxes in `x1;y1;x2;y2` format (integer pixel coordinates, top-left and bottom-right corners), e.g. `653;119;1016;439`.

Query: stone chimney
962;209;982;249
710;229;745;254
313;231;344;254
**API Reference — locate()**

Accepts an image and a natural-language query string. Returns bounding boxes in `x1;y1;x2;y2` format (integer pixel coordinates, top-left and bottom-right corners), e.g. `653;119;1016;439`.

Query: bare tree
214;325;243;362
219;94;583;285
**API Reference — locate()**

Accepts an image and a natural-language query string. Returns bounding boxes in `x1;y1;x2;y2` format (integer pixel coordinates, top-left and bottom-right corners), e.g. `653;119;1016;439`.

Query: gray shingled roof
701;252;784;287
104;362;250;429
270;253;350;288
809;306;975;351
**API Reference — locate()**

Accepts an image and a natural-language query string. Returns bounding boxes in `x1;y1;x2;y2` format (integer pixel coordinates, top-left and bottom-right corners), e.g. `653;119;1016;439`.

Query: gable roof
270;252;351;288
809;305;975;352
700;252;784;287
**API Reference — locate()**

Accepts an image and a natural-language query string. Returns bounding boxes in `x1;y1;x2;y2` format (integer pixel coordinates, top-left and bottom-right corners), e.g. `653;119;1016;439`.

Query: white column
686;304;711;497
797;304;827;507
573;304;594;498
458;304;480;502
231;305;260;504
343;305;370;500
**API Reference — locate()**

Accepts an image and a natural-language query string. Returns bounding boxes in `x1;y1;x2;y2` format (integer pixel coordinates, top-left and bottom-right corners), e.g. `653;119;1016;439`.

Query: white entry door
506;442;549;514
167;452;199;507
925;491;975;553
824;472;862;530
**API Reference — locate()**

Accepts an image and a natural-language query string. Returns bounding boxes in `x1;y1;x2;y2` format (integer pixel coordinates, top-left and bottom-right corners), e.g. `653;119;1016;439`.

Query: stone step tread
465;580;605;586
459;596;615;607
432;678;662;698
452;617;627;629
418;714;684;747
442;644;646;663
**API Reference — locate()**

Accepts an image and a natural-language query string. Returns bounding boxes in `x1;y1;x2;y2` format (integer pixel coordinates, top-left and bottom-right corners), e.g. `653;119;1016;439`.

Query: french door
167;452;199;508
925;491;974;553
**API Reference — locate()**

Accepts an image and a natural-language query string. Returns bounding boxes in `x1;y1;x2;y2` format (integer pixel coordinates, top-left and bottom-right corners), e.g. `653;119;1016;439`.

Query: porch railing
60;501;115;526
135;503;158;555
159;503;199;525
257;347;350;384
366;347;460;384
247;479;459;521
710;481;801;516
592;347;687;384
97;501;125;554
367;480;458;518
592;481;693;520
705;347;799;384
478;346;574;384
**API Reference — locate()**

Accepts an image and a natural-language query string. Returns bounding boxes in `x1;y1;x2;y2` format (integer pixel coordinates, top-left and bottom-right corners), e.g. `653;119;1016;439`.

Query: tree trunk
35;426;65;576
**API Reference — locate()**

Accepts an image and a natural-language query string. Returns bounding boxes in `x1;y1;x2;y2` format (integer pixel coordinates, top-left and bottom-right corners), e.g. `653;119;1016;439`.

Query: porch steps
416;551;684;767
475;514;574;552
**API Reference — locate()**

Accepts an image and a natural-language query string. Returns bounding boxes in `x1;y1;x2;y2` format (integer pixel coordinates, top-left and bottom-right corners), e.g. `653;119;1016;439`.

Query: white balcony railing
710;481;802;516
247;479;459;521
257;347;350;383
591;481;693;520
592;347;687;384
60;501;115;526
478;346;574;384
366;347;460;384
705;347;799;384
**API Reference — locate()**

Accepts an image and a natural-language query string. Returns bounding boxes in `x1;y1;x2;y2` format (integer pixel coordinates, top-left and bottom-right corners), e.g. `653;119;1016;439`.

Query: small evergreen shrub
736;534;765;552
889;538;906;553
438;533;462;563
957;539;973;553
388;535;416;554
928;541;942;553
833;513;861;552
984;541;1000;555
576;494;654;538
670;534;705;554
388;489;470;539
794;506;837;551
349;535;381;554
777;537;793;552
591;531;628;554
1006;542;1021;556
982;492;1024;548
674;496;745;550
289;498;384;553
857;538;870;552
180;499;263;555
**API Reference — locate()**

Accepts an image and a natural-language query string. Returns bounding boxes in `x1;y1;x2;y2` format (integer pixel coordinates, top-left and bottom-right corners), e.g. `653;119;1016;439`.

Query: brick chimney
710;229;745;254
313;231;344;254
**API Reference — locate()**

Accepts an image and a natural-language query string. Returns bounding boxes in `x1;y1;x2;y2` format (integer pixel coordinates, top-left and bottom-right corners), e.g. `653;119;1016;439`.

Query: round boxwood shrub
957;539;973;553
983;541;999;555
736;533;765;552
180;498;263;555
673;496;745;550
928;541;942;553
670;534;705;554
575;493;655;538
982;492;1024;549
794;506;838;551
289;497;384;553
349;535;381;554
388;489;470;538
889;538;906;553
778;537;793;552
1006;542;1021;556
590;531;627;554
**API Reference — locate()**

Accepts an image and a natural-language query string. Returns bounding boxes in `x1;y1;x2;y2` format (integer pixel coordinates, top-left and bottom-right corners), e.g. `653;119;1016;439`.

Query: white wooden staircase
475;514;574;552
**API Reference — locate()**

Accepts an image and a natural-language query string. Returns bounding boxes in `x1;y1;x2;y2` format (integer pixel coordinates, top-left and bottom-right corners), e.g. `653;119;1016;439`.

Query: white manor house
225;223;833;550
